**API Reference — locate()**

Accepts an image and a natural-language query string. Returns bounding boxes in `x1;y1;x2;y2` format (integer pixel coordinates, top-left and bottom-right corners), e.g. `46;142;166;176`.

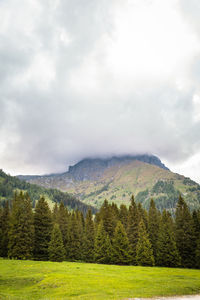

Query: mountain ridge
17;154;200;211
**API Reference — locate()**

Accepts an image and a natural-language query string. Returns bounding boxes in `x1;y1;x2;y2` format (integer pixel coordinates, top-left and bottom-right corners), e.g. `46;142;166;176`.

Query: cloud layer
1;0;200;182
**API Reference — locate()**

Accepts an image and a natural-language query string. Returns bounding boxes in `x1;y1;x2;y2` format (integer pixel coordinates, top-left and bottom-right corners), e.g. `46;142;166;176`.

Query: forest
0;192;200;269
0;169;96;214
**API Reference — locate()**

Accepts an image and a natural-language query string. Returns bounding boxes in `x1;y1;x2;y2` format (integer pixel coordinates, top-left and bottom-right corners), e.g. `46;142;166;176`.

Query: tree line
0;169;97;215
0;192;200;268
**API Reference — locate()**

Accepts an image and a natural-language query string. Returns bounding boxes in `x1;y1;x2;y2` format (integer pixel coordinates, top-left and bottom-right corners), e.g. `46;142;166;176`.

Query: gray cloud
1;0;200;179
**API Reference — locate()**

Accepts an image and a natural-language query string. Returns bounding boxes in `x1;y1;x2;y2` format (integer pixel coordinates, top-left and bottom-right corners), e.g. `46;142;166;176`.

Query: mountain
17;155;200;211
0;169;97;214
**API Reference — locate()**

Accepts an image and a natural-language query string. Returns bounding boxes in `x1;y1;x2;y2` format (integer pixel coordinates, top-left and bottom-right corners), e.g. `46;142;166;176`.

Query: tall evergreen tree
195;237;200;269
193;210;200;268
8;192;34;259
82;209;95;262
0;201;9;257
148;199;160;264
52;203;59;224
97;200;116;238
119;204;128;230
136;219;155;266
127;195;139;264
94;220;112;264
68;212;82;260
138;203;148;229
157;210;180;267
112;221;131;265
58;202;70;258
34;196;52;261
175;195;195;268
48;224;65;262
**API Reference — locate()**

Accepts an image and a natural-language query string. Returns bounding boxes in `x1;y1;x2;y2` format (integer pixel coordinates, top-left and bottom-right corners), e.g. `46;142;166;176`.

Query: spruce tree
97;200;116;238
195;237;200;269
136;219;155;266
34;196;52;261
127;195;139;264
57;202;70;257
52;203;59;224
82;209;95;262
94;220;112;264
48;224;65;262
157;210;180;267
175;195;195;268
68;212;81;260
119;204;128;230
138;203;148;229
112;221;131;265
8;192;34;259
0;201;9;257
148;199;160;264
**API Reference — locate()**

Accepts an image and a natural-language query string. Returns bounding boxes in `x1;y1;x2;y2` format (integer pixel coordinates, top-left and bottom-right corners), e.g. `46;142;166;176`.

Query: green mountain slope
18;155;200;211
0;169;97;214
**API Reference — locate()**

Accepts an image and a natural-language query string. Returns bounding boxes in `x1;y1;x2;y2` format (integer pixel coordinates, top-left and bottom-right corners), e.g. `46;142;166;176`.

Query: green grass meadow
0;259;200;300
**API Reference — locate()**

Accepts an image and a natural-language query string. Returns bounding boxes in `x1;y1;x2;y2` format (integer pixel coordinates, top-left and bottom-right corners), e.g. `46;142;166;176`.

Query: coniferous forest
0;192;200;269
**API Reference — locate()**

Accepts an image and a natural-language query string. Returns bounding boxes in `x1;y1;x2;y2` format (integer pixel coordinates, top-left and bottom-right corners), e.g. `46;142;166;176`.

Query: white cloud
0;0;200;183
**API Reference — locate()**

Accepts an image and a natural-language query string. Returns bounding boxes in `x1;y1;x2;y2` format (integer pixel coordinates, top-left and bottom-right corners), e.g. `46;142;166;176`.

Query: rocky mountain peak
67;154;169;181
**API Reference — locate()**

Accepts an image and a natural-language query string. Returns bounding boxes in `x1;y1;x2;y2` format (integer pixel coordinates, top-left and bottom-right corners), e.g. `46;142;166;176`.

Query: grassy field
0;259;200;299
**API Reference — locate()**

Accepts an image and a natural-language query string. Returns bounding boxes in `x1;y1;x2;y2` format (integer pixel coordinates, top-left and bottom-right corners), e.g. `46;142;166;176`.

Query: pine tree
112;221;131;265
157;210;180;267
68;212;81;260
195;237;200;269
52;203;59;223
127;195;139;264
94;220;112;264
193;210;200;268
136;219;155;266
0;201;9;257
148;199;160;264
82;209;95;262
97;200;116;238
8;192;34;259
175;195;195;268
48;224;65;262
138;203;148;229
57;202;70;258
119;204;128;230
34;196;52;261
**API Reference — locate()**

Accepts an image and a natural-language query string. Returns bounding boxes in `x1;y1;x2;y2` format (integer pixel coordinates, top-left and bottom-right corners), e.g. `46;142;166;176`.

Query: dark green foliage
137;202;148;229
195;238;200;269
68;212;82;261
127;195;139;264
94;221;112;264
112;221;131;265
119;204;128;230
82;210;95;262
136;220;155;266
0;169;97;215
34;197;52;261
52;203;59;223
96;200;117;238
48;224;65;262
157;210;180;267
0;201;9;257
57;202;70;257
8;192;34;259
148;199;160;263
175;195;195;268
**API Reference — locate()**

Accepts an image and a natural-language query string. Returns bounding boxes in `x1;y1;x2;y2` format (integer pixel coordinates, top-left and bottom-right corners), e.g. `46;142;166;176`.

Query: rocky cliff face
67;155;169;181
17;155;200;211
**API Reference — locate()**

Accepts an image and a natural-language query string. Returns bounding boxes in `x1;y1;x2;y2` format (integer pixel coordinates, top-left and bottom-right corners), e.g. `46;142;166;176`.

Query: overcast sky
1;0;200;182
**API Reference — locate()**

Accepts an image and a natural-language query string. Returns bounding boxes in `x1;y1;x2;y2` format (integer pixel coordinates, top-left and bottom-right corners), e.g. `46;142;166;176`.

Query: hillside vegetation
18;156;200;211
0;169;96;214
0;259;200;300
